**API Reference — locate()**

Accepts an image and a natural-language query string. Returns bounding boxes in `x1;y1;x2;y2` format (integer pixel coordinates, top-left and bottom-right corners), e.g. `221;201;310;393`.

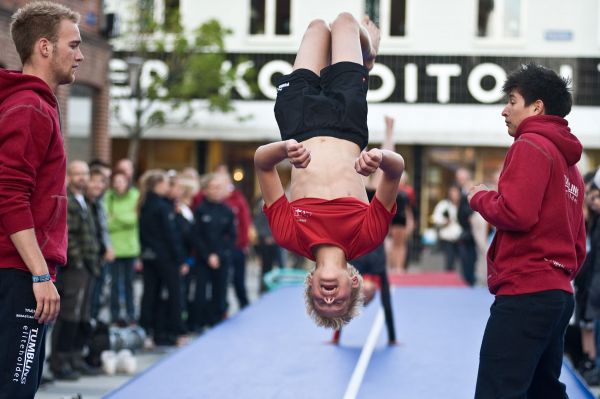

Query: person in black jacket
167;172;197;331
581;181;600;384
138;170;189;346
191;173;236;330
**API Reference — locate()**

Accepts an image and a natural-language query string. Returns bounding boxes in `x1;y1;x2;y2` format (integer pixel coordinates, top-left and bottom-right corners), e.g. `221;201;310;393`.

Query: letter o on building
467;63;506;103
367;63;396;103
258;60;293;100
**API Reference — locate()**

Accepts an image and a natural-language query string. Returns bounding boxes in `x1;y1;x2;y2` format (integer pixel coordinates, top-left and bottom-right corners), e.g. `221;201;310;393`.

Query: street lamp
126;56;144;98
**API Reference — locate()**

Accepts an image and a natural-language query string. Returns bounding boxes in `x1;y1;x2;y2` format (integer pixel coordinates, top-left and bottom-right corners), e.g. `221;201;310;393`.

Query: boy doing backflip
254;13;404;329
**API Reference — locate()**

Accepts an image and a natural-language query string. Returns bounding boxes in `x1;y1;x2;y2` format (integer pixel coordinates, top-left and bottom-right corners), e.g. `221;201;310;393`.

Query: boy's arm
254;139;310;206
366;116;395;190
356;149;404;211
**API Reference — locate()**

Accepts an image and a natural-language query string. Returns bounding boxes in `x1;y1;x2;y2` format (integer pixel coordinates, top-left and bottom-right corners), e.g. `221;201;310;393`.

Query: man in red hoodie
469;63;586;398
0;2;84;398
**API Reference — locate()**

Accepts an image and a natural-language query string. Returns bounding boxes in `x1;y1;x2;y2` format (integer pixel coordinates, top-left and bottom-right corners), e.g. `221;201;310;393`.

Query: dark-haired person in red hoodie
0;2;84;398
469;63;586;398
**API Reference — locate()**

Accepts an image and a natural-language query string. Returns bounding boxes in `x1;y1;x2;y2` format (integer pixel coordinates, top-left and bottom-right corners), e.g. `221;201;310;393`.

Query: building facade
108;0;600;230
0;0;112;163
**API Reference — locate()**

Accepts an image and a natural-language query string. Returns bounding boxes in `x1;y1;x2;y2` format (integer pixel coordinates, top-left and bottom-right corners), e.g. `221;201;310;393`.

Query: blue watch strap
32;273;51;283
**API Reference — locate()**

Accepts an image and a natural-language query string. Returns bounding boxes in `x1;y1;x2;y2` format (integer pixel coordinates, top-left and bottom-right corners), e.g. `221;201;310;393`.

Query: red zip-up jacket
0;70;68;277
470;115;586;295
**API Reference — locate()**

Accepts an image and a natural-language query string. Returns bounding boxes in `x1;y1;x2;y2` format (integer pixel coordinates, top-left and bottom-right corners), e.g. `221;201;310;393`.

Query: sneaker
116;349;137;375
71;354;102;376
143;336;155;351
50;354;80;381
101;350;117;376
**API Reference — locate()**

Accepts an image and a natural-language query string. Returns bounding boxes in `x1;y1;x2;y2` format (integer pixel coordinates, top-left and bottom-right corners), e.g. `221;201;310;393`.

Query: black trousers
0;269;48;399
440;240;459;271
257;240;279;292
193;262;229;328
139;259;184;339
475;290;574;399
231;249;248;308
458;239;476;286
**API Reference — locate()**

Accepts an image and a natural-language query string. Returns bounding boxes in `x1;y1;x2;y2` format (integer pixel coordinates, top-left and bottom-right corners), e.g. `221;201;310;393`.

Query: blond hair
10;1;80;65
136;169;168;213
304;264;364;330
177;174;200;200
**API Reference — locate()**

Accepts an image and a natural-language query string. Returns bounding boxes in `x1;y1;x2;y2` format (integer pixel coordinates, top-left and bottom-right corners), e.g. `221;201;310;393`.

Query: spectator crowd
46;158;269;381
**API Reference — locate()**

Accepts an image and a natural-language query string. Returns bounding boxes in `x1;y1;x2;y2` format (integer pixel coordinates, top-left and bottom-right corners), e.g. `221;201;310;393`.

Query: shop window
67;85;95;161
275;0;291;35
389;0;406;37
250;0;266;34
477;0;522;39
365;0;381;25
250;0;291;36
365;0;406;37
139;0;155;33
163;0;180;32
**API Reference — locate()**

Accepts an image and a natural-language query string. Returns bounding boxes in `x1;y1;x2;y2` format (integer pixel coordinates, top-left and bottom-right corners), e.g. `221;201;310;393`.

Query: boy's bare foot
362;15;380;71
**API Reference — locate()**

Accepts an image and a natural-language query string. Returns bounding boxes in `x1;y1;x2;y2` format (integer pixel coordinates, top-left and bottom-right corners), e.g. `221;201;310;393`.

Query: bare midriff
289;136;368;203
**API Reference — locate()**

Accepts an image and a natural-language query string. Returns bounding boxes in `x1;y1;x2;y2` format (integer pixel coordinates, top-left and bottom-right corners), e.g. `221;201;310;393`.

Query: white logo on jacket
564;175;579;202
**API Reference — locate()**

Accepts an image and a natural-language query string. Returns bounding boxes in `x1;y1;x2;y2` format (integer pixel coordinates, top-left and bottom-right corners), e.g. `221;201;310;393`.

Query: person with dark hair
89;167;115;321
564;170;599;379
253;196;280;293
579;175;600;384
455;168;477;286
469;63;586;398
431;185;463;272
0;2;83;397
88;159;112;182
51;161;100;379
383;116;412;273
255;13;404;330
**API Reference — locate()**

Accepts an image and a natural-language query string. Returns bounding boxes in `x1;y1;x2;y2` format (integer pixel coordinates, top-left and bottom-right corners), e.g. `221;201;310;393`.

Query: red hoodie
0;70;68;277
470;115;586;295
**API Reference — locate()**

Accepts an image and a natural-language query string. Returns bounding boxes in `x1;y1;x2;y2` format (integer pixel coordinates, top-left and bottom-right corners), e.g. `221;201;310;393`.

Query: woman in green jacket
105;170;140;324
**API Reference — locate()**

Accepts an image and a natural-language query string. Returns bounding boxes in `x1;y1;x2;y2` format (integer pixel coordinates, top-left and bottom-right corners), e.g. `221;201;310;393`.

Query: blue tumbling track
105;286;594;399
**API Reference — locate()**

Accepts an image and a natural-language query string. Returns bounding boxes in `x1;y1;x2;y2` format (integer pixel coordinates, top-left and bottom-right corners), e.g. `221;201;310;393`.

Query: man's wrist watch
32;273;51;283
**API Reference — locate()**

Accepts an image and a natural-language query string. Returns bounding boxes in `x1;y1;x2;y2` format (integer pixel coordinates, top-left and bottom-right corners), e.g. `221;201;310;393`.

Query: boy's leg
330;13;379;69
293;19;330;74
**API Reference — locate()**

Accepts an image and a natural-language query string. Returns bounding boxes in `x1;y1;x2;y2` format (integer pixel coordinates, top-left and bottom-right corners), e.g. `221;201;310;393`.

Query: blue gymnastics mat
105;286;594;399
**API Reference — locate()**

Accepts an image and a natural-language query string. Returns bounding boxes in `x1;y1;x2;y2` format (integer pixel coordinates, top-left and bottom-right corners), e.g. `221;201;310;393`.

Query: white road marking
342;308;385;399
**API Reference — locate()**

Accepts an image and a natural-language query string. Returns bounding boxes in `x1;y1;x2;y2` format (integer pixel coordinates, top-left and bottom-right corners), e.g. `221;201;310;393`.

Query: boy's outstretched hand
286;139;311;168
355;148;383;176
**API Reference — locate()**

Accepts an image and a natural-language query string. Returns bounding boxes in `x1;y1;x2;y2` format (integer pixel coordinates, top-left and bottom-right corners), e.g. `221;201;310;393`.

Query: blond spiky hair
304;264;364;329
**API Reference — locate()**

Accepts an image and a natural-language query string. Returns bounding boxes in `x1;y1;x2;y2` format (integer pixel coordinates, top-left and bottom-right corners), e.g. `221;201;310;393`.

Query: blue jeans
109;257;136;322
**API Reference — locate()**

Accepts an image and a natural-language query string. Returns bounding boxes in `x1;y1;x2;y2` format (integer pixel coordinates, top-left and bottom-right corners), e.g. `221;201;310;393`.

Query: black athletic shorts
274;61;369;150
391;191;408;226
